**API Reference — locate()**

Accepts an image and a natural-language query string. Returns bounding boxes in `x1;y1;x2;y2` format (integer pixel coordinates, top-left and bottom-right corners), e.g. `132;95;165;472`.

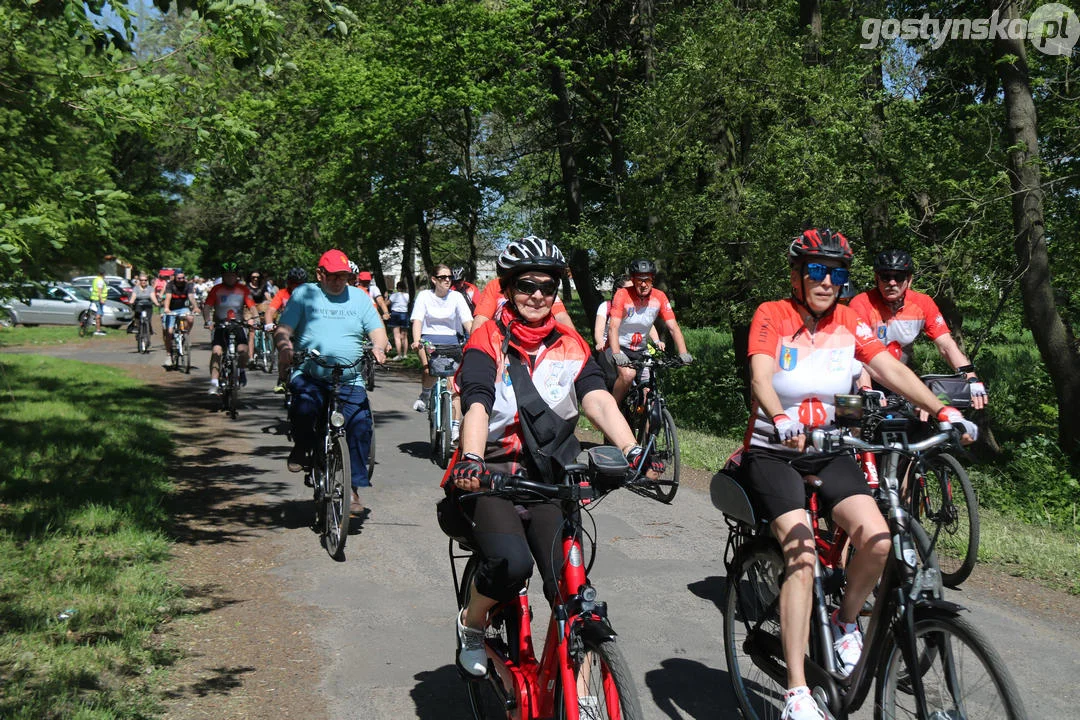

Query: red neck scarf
497;303;557;353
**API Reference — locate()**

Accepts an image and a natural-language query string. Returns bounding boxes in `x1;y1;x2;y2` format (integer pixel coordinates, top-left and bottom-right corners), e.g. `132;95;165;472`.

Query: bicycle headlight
330;410;346;428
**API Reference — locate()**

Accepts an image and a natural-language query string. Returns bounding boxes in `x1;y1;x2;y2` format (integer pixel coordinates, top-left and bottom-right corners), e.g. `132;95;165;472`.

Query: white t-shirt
595;300;611;344
389;292;409;314
410;289;473;337
369;282;382;299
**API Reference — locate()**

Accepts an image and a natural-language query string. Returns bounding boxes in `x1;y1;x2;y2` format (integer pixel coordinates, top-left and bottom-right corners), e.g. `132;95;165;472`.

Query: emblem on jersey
779;346;798;371
625;306;636;318
876;324;887;341
829;349;845;373
502;368;512;386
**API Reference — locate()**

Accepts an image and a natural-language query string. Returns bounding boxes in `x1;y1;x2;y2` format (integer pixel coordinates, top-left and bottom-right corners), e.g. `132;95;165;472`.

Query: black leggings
466;495;564;604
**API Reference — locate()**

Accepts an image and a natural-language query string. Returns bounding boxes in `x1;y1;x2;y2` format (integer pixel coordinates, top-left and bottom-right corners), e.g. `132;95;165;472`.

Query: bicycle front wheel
363;355;375;389
323;435;351;560
554;635;644;720
910;453;979;587
181;334;191;374
875;610;1028;720
641;406;680;503
438;390;453;469
724;540;787;720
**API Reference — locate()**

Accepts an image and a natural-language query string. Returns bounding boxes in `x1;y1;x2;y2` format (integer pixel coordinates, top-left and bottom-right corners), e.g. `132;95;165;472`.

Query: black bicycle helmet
451;266;467;282
286;266;307;284
873;249;914;274
627;258;657;276
496;235;567;279
788;228;854;266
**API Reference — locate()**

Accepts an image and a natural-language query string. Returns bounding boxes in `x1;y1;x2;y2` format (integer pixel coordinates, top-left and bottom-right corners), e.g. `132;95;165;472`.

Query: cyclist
470;236;574;331
201;261;257;395
89;271;110;335
275;249;388;510
161;270;199;367
127;273;160;340
265;266;308;393
355;270;391;323
594;275;662;390
743;229;976;720
387;280;410;361
450;266;479;313
245;270;273;366
607;258;693;405
444;236;660;677
409;264;474;441
849;249;988;410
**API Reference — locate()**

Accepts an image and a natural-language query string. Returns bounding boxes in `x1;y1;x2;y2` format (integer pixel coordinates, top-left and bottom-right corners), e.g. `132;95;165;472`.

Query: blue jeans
289;373;373;490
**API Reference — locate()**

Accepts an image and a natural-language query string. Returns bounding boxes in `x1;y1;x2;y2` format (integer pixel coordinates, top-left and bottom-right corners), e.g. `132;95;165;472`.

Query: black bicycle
215;317;246;420
621;352;684;503
133;301;154;353
713;412;1027;720
166;313;192;374
359;340;378;390
291;349;371;559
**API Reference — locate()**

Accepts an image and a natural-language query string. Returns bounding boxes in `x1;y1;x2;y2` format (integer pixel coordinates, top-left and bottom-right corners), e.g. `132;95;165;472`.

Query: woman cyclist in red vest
445;236;658;677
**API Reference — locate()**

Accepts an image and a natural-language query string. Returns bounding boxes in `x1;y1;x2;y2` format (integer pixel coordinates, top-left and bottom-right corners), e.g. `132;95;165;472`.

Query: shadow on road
645;657;734;719
687;575;729;612
163;665;257;700
411;665;474;718
398;440;434;459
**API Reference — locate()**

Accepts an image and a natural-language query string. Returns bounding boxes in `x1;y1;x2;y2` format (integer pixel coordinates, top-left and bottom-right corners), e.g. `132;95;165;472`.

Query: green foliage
661;328;748;437
0;355;181;718
993;435;1080;531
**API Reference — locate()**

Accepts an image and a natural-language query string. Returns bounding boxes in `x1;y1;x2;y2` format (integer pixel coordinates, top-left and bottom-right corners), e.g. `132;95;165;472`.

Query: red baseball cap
318;249;351;274
357;271;372;282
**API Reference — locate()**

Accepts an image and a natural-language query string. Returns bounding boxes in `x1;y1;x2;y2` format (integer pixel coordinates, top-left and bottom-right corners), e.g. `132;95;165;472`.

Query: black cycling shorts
212;324;248;349
742;447;869;522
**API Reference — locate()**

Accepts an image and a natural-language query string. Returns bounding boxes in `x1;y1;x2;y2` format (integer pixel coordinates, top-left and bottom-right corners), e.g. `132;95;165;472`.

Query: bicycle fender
913;596;966;616
578;616;617;644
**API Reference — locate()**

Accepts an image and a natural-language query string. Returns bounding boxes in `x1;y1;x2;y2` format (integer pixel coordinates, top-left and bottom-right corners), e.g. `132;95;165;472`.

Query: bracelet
956;363;975;373
462;452;485;464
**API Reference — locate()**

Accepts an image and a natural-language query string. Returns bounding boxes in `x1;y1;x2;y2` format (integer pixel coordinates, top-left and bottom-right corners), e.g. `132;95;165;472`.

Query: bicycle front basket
428;345;463;377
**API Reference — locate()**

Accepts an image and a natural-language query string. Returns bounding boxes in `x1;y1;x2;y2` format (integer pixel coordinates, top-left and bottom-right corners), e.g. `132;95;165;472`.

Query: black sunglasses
513;277;558;297
805;262;850;286
878;271;910;284
433;274;452;281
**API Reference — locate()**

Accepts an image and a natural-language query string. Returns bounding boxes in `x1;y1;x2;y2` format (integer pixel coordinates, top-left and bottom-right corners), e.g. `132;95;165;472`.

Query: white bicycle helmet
496;235;567;279
347;260;360;275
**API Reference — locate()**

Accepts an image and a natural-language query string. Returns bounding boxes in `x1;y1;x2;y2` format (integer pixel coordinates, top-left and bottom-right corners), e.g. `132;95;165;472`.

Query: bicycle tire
723;539;787;720
429;386;439;454
459;556;518;719
324;435;351;559
367;428;376;482
364;355;376;390
641;406;680;503
137;319;149;353
875;609;1028;720
553;635;644;720
910;453;979;588
181;333;191;374
438;390;453;469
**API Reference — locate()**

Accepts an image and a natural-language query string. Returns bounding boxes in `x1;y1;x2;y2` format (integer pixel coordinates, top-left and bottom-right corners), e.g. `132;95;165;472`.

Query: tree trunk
549;64;600;319
401;223;416;302
414;207;434;278
992;0;1080;459
462;107;479;280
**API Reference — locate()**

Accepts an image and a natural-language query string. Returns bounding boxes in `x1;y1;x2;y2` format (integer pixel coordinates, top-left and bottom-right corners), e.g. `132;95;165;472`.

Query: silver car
0;283;133;328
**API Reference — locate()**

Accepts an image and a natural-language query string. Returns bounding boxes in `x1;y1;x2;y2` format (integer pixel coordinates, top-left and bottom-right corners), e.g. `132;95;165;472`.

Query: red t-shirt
745;299;886;449
609;287;676;351
205;282;256;322
848;288;949;364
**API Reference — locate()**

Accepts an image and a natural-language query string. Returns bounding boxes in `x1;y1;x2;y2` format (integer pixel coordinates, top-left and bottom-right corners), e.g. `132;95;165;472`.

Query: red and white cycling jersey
444;317;592;483
848;288;949;365
204;282;256;322
472;278;568;320
746;299;886;449
610;287;675;352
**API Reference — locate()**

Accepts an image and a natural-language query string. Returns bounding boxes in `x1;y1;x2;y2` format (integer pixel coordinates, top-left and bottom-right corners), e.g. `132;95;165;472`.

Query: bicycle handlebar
809;424;959;456
291;348;365;371
623;354;686;370
480;472;598;502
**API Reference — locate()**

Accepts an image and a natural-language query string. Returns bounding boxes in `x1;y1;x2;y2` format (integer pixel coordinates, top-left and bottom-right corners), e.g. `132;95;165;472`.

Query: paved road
27;328;1079;718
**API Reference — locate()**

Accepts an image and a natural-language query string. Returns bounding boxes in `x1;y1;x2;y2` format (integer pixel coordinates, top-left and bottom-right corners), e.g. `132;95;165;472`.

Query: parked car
69;276;133;305
0;283;133;328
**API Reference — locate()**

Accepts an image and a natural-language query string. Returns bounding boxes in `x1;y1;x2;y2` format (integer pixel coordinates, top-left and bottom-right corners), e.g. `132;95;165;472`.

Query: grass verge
0;325;106;348
0;354;180;718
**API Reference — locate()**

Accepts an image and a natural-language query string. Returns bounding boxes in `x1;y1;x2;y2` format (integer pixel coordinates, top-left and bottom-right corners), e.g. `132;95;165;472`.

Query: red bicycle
447;446;644;720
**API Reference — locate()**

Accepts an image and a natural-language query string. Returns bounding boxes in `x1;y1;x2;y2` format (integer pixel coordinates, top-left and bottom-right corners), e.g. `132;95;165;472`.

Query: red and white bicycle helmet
496;235;567;280
788;228;853;266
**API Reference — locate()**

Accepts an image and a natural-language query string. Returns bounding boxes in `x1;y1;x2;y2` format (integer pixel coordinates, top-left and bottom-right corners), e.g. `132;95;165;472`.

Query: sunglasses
433;274;452;281
804;263;850;285
632;275;654;283
513;277;558;297
222;263;239;272
878;271;910;284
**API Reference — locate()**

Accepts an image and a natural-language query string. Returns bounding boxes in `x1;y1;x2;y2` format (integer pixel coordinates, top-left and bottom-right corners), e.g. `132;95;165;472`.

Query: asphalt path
27;326;1079;719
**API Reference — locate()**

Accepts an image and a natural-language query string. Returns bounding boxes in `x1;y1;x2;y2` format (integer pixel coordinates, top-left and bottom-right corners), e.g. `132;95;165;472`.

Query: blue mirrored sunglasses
805;263;849;286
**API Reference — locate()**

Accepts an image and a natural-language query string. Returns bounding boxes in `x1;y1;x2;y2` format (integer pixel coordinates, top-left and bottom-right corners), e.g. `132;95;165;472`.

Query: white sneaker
162;359;173;368
456;610;487;676
782;686;825;720
579;695;601;720
830;610;863;676
208;381;220;395
451;421;460;443
413;398;426;413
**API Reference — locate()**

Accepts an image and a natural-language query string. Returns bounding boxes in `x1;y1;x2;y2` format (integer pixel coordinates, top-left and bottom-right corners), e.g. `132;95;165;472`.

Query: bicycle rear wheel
554;635;644;720
641;406;680;503
78;310;92;337
367;428;376;482
875;610;1027;720
459;556;518;720
910;453;979;588
363;355;376;389
323;435;351;560
724;539;787;720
